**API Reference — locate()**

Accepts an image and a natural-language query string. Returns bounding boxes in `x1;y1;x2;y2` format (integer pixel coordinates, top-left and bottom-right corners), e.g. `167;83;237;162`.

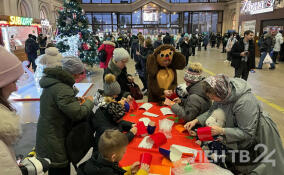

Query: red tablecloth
119;103;208;174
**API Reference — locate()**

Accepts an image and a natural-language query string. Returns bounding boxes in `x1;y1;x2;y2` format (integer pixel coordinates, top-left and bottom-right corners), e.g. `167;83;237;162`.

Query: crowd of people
1;29;284;175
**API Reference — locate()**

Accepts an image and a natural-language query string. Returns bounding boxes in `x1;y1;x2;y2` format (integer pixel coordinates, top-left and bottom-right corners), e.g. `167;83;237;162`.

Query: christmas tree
56;0;97;65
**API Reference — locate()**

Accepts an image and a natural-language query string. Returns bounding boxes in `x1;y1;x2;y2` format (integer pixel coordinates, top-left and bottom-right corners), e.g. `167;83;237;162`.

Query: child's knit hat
184;62;204;83
104;74;121;96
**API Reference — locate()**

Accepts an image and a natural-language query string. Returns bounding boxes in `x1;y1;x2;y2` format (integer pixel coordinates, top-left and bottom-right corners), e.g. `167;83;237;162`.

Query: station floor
14;47;284;174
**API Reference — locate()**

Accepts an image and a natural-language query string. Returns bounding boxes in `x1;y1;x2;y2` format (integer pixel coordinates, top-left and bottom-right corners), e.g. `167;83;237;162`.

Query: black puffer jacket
77;152;126;175
171;80;211;122
90;105;134;151
180;40;192;57
231;38;255;69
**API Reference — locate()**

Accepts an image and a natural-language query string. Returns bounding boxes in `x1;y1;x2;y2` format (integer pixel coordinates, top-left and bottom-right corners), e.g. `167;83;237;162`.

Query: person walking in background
256;32;275;70
203;33;209;51
222;33;229;53
191;34;198;56
25;34;39;71
175;33;181;50
38;34;47;55
231;30;255;80
163;32;172;45
216;33;222;49
272;30;283;64
153;34;163;49
210;33;217;48
197;33;203;51
98;37;116;71
136;38;154;93
130;34;139;59
280;32;284;62
225;33;238;62
180;33;192;66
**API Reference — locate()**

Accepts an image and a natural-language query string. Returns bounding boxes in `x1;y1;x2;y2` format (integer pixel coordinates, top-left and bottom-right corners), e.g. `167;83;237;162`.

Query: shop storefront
239;0;284;36
0;15;41;61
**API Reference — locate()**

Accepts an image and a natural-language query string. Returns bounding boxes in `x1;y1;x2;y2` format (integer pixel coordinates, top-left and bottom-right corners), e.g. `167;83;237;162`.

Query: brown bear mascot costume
147;45;186;105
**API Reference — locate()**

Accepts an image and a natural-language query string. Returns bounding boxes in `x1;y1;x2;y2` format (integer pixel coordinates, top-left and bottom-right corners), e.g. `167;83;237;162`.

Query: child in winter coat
92;74;137;151
164;63;211;122
77;129;149;175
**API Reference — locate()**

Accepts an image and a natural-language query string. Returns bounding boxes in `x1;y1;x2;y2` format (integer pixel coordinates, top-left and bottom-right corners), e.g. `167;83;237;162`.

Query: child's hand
189;130;197;136
140;163;150;173
127;95;133;102
130;126;137;135
173;97;181;104
130;161;140;174
164;98;175;106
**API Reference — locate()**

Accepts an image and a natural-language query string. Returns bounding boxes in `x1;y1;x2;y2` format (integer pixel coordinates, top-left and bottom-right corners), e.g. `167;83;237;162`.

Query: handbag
128;82;143;100
263;53;273;64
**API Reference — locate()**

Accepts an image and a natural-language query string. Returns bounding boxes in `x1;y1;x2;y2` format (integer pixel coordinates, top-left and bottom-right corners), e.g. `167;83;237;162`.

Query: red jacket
98;41;115;69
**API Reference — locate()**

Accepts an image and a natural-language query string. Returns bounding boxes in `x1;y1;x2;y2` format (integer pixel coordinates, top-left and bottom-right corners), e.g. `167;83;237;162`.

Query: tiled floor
14;47;284;174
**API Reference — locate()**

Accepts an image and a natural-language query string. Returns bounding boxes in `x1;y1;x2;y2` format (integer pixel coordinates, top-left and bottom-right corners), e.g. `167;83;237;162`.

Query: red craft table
119;103;208;175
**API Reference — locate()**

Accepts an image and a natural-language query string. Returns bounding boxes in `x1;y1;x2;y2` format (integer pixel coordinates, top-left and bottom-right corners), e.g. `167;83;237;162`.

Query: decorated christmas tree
56;0;97;65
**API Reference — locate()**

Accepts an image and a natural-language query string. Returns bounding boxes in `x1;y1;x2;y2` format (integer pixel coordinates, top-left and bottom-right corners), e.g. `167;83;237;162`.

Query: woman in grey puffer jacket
185;74;284;175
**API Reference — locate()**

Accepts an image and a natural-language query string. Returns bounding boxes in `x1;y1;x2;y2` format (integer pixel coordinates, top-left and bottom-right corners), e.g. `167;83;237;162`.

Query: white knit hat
113;48;130;62
39;47;63;67
0;46;24;88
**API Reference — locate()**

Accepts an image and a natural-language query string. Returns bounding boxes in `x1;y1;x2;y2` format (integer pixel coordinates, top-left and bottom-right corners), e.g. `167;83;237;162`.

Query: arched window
40;6;48;19
20;0;29;17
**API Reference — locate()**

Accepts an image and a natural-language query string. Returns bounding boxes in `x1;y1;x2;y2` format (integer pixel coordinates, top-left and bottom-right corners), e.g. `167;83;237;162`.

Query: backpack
98;45;107;62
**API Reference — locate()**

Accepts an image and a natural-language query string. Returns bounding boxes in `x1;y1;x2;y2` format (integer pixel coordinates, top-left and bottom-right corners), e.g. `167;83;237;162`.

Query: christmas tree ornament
73;13;77;19
78;22;83;27
66;17;72;24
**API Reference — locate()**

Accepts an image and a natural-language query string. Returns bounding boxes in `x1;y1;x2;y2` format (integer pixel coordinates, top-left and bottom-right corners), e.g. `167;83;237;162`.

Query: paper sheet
138;136;153;149
139;103;153;110
143;112;159;118
139;117;151;126
171;144;198;158
160;107;174;115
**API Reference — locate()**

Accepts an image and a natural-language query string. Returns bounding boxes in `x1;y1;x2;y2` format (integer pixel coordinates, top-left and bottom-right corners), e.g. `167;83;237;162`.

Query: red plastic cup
140;152;152;166
137;121;148;136
149;132;167;147
197;126;214;141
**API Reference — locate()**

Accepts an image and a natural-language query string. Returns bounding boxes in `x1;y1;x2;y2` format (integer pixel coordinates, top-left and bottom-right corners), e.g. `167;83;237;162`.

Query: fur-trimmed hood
0;104;21;146
103;41;116;47
40;66;75;88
